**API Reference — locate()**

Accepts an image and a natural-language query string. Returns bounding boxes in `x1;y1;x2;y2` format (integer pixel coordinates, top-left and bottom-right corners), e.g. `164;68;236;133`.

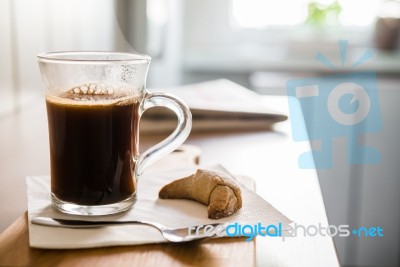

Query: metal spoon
31;216;226;243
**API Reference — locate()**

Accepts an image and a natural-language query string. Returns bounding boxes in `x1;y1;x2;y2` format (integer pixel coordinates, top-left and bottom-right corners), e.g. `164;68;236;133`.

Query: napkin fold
27;165;291;249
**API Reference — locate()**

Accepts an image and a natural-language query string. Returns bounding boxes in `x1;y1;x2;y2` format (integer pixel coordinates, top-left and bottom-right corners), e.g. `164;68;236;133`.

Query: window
231;0;382;28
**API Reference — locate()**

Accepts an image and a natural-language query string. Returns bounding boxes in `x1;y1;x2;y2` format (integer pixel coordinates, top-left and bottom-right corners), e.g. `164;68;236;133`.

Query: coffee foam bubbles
46;83;140;106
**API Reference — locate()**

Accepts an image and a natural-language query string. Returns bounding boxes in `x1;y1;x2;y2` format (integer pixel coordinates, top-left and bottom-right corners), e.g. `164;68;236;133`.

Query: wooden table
0;95;339;266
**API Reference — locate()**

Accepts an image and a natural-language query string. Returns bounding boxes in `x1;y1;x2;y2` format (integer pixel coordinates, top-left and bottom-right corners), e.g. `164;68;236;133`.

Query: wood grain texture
0;214;254;267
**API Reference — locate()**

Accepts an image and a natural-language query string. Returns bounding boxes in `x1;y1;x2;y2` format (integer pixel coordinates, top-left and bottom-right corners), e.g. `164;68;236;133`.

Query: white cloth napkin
27;165;291;249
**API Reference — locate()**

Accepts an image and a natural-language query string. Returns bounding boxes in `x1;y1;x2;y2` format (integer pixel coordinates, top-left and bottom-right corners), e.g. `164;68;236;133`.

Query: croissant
159;169;242;219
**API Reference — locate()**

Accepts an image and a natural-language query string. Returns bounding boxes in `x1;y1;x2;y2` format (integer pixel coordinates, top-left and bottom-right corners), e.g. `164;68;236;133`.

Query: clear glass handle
136;91;192;176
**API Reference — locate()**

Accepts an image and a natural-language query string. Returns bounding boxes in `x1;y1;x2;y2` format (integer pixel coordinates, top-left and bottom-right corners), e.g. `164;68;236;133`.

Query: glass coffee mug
38;52;192;216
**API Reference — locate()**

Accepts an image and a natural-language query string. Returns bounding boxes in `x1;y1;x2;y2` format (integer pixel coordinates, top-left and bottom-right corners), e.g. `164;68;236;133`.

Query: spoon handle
31;217;143;228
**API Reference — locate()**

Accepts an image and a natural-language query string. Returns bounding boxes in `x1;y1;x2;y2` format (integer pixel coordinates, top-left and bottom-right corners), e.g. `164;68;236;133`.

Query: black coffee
46;89;139;205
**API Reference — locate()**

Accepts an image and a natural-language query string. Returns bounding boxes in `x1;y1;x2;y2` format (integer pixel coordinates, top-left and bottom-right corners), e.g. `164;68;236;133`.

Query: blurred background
0;0;399;266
